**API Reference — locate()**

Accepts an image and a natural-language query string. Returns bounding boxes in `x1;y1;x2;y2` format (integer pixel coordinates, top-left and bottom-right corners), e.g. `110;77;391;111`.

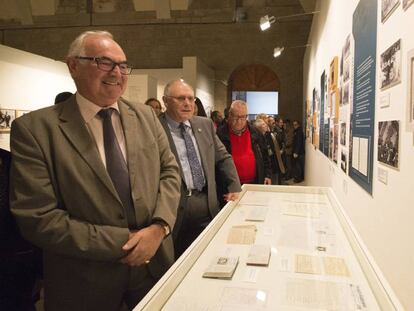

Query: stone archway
227;64;280;106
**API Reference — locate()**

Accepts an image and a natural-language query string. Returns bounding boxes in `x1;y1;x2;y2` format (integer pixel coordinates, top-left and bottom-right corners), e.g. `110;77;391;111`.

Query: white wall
133;57;215;115
304;1;414;310
0;44;75;150
122;74;157;103
131;68;183;102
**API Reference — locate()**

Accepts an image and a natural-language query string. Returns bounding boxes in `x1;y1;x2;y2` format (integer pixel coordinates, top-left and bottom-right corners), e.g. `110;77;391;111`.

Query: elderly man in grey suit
160;79;241;258
10;30;181;311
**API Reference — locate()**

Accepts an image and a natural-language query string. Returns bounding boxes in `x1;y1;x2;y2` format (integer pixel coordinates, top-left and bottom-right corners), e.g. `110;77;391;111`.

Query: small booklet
202;256;239;279
246;245;271;266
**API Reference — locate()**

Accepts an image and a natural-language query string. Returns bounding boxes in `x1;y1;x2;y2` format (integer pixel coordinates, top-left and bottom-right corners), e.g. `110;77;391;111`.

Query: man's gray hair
229;100;248;115
67;30;113;58
163;79;192;96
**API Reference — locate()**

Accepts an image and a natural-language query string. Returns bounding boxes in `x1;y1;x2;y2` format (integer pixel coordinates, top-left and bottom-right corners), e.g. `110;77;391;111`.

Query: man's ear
66;57;78;77
162;96;168;107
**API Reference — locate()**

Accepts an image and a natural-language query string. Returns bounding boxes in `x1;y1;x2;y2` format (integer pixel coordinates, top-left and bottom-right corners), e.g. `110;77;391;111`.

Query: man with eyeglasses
9;30;181;310
160;79;241;258
217;100;272;186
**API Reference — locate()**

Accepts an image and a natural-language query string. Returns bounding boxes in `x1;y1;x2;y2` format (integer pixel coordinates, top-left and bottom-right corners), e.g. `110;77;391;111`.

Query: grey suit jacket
10;96;181;309
159;114;241;235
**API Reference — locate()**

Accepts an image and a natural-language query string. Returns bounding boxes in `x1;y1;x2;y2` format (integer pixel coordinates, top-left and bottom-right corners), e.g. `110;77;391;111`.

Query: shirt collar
165;114;191;130
76;92;119;123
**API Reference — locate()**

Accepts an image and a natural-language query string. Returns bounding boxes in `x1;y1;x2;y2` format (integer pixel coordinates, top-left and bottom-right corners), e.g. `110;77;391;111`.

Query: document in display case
134;185;401;311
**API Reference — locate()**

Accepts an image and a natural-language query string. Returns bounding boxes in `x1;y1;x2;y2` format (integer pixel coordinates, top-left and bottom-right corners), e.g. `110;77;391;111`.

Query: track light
260;11;320;31
273;44;311;58
273;47;284;58
260;15;276;31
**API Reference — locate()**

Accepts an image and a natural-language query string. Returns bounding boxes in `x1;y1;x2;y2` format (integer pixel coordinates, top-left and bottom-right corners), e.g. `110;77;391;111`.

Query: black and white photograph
341;150;348;173
333;124;339;163
380;39;401;90
382;0;400;22
0;109;16;133
343;58;350;82
340;122;347;145
403;0;414;10
342;82;350;105
329;125;333;160
342;34;351;60
378;120;399;169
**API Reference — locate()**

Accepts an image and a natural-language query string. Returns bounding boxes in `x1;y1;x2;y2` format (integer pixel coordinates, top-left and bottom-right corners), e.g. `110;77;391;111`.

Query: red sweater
230;128;256;183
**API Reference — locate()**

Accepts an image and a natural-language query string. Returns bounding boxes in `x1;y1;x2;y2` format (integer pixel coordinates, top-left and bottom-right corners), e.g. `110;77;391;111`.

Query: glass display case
134;185;400;311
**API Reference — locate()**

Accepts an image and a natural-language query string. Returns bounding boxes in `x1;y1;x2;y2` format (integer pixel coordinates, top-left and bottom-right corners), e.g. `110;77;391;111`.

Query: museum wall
303;1;414;310
0;44;75;151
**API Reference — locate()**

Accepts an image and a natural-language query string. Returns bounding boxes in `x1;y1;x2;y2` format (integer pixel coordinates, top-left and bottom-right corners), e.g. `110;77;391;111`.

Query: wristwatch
152;219;171;238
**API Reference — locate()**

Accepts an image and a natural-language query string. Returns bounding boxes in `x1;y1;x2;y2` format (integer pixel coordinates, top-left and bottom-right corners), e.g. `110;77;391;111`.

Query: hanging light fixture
259;15;276;31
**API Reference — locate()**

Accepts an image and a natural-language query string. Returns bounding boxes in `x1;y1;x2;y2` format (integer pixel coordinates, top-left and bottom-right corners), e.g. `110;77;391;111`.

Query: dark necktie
98;108;136;229
179;123;205;191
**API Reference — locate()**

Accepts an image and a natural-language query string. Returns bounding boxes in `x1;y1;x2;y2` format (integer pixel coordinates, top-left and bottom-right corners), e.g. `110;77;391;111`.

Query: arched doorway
227;64;280;109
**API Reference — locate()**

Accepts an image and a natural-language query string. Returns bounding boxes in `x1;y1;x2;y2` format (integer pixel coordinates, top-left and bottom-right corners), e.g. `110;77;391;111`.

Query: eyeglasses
76;56;132;75
230;115;248;122
165;95;196;103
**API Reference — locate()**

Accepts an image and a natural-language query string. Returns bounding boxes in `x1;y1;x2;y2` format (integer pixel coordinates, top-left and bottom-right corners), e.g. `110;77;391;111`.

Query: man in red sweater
217;100;272;185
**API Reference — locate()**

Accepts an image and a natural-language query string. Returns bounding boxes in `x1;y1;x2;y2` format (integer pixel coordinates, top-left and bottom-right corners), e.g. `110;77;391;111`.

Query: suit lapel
190;118;209;177
58;98;119;199
159;114;185;181
118;100;140;190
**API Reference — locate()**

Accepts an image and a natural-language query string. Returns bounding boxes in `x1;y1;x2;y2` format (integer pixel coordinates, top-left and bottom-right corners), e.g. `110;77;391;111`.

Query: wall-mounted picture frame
341;150;348;173
403;0;414;10
378;120;399;169
407;48;414;131
382;0;400;23
343;58;351;83
380;39;401;90
0;109;16;133
342;82;350;105
329;56;339;91
340;122;347;145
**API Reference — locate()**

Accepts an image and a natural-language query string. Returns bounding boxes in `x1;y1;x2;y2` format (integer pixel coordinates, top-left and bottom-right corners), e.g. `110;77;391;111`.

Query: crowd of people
1;30;305;311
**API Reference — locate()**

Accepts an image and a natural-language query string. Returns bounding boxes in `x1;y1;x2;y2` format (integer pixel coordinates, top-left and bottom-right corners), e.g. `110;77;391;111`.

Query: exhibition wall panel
0;44;75;151
303;1;414;310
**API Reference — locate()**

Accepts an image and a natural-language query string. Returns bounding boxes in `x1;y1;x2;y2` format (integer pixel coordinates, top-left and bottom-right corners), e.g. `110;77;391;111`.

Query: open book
202;256;239;279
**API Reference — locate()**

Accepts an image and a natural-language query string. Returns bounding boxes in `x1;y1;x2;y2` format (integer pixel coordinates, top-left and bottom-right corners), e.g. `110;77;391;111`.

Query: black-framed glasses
76;56;132;75
165;95;196;103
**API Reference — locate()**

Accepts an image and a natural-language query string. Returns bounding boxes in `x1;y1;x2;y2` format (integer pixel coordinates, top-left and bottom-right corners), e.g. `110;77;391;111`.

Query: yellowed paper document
227;225;257;244
295;254;322;274
323;256;350;277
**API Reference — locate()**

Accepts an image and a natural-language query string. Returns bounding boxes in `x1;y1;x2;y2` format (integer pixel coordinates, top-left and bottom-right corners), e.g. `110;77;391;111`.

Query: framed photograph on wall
403;0;414;10
340;122;347;145
0;109;16;133
381;0;400;22
378;120;400;169
380;39;401;90
407;48;414;131
329;57;338;91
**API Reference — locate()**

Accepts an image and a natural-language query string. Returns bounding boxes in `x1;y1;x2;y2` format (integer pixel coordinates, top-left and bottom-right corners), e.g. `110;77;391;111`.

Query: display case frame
134;185;402;311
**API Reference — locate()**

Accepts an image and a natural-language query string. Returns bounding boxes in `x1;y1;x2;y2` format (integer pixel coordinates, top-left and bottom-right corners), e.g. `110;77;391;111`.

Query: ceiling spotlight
273;47;284;58
260;15;276;31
